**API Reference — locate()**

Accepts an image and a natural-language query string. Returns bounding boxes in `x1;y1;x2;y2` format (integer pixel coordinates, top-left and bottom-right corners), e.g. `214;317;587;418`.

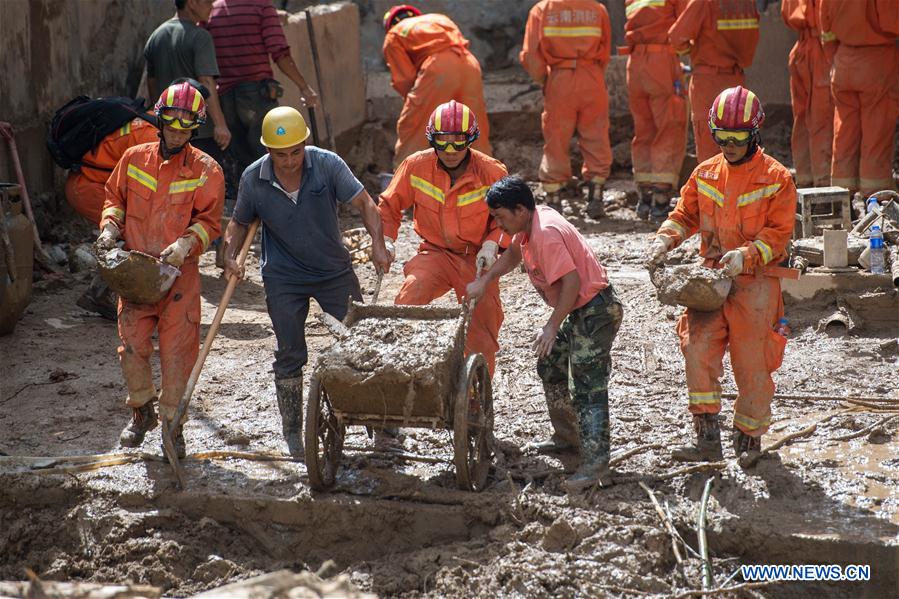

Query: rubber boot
563;402;612;493
528;383;579;454
733;427;761;456
160;421;187;459
585;183;606;220
649;187;672;223
275;376;303;458
120;399;159;448
671;414;723;462
636;187;653;221
76;274;118;321
540;183;563;211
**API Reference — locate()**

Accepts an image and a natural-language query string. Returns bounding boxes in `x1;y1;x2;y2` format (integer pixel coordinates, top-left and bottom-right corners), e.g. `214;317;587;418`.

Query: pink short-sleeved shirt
516;206;609;308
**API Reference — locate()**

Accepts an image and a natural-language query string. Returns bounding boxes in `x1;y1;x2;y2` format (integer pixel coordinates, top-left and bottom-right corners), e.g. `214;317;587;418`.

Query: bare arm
223;218;250;281
533;269;580;358
350;189;391;272
198;75;231;150
465;242;522;302
274;55;318;107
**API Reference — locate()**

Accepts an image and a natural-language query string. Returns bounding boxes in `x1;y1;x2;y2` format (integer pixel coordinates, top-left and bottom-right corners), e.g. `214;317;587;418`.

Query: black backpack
47;96;156;169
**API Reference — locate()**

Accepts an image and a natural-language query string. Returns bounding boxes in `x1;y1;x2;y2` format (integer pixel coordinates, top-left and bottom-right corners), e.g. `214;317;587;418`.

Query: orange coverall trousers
788;35;834;187
627;48;687;187
395;244;503;376
676;274;786;436
830;44;898;194
394;49;492;166
65;173;105;225
117;261;200;421
541;63;612;186
689;69;744;162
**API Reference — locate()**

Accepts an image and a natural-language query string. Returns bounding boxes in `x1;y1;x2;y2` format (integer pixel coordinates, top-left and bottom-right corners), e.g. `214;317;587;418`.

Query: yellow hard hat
260;106;310;149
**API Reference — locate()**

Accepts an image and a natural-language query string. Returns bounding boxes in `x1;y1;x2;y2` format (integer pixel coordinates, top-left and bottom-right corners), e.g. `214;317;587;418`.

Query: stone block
823;229;849;268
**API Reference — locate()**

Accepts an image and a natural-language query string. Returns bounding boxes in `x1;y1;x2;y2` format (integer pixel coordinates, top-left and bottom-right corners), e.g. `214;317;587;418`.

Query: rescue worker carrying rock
66;114;158;319
379;100;507;376
623;0;688;222
466;176;623;492
223;107;390;458
520;0;612;219
382;4;492;166
781;0;836;189
669;0;760;163
820;0;899;196
96;81;225;457
648;87;795;460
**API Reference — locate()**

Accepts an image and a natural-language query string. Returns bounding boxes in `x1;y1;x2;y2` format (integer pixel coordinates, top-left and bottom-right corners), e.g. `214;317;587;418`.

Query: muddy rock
68;243;97;273
650;262;732;311
541;517;579;553
46;244;68;266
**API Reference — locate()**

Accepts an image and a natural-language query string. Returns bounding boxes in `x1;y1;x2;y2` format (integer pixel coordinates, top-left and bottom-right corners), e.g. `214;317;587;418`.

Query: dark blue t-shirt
233;147;364;283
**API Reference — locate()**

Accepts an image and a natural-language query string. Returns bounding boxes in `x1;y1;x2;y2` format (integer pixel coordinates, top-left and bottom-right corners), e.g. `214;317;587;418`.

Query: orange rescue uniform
100;142;224;420
820;0;899;194
520;0;612;189
623;0;688;188
65;118;158;224
379;149;507;375
782;0;836;187
669;0;759;162
383;13;492;166
656;149;795;436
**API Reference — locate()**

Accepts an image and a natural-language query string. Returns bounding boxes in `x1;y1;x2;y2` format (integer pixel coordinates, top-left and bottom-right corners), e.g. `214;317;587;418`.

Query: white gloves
476;240;499;271
719;249;744;277
648;236;673;265
384;237;396;261
160;236;195;267
95;222;121;251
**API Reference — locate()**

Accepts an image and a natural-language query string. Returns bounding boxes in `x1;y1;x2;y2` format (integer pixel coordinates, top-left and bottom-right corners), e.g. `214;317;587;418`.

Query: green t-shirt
144;18;219;139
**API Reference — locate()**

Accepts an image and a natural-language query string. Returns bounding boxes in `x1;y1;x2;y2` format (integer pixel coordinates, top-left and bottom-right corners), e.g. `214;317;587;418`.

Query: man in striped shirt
205;0;318;184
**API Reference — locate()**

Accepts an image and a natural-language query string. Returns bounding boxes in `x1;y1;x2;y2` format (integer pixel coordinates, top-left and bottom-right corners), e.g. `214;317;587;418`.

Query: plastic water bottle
869;226;885;274
774;318;790;338
866;197;879;215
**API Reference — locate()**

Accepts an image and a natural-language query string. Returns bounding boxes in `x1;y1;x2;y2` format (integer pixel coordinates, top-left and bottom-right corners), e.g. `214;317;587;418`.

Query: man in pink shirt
467;176;623;491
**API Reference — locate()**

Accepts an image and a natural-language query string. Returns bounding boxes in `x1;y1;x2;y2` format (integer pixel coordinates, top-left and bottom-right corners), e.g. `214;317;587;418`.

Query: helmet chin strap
726;131;760;165
436;147;470;171
158;130;189;160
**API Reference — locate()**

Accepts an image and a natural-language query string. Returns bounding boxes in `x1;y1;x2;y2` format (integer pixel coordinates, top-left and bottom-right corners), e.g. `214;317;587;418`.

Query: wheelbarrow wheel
304;375;344;490
453;353;494;491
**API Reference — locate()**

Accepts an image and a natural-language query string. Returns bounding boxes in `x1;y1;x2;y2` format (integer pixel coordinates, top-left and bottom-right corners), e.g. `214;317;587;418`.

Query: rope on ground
829;413;899;442
697;477;715;590
722;391;898;403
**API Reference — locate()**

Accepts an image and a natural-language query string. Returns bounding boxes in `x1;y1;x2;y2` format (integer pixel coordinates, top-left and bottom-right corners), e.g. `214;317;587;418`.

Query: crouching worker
223;107;391;458
466;176;623;491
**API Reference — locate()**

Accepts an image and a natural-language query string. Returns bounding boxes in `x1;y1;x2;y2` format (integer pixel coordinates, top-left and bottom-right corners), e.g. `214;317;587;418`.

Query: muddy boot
636;187;653;220
76;274;118;321
119;400;159;448
563;403;612;493
275;376;303;458
585;183;606;219
528;383;579;454
649;187;673;223
671;414;723;462
733;427;761;456
160;421;187;459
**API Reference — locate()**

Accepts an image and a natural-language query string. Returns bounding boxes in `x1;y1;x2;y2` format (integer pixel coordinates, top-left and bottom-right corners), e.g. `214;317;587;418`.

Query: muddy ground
2;180;899;597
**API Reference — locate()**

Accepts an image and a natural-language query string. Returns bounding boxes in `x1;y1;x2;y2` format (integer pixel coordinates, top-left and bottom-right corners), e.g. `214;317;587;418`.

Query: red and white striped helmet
708;85;764;132
425;100;480;145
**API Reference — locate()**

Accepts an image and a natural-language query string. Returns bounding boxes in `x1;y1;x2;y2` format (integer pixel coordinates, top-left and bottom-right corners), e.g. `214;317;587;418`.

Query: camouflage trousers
537;285;623;465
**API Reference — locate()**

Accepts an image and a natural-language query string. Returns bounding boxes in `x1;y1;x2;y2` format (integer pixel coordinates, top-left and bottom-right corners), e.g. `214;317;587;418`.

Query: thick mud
650;262;733;312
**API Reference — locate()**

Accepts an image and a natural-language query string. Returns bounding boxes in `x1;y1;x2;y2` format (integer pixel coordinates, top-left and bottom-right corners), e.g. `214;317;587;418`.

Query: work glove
160;236;195;268
95;222;121;252
476;240;499;272
719;249;744;277
647;236;673;266
384;237;396;262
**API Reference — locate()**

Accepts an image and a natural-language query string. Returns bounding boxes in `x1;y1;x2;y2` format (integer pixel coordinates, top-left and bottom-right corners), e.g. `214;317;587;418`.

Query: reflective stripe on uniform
688;391;721;405
410;175;445;204
734;411;770;431
169;176;207;194
696;178;724;207
634;171;678;185
119;122;132;136
188;223;211;250
457;185;489;207
821;31;836;43
660;218;687;239
626;0;666;17
717;18;759;30
754;239;774;264
737;183;780;207
126;164;158;192
102;207;125;221
543;26;603;37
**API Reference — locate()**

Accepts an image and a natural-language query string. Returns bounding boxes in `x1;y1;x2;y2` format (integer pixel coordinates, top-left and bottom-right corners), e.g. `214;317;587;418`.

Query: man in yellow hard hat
222;106;391;458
